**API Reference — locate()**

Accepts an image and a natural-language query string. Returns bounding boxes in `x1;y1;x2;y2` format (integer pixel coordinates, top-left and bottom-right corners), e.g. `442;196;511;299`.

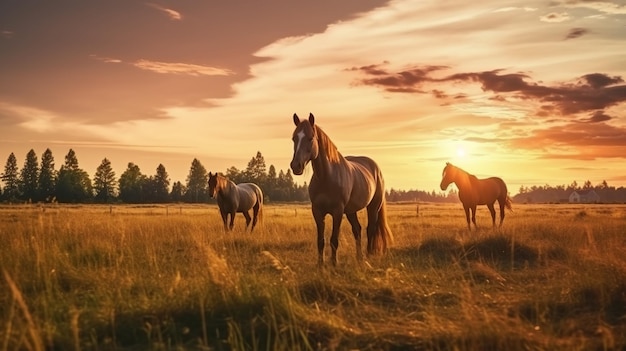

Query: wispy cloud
557;0;626;15
1;30;13;39
540;12;570;22
133;59;234;76
508;121;626;160
493;7;537;13
147;3;182;20
89;54;123;63
0;102;59;133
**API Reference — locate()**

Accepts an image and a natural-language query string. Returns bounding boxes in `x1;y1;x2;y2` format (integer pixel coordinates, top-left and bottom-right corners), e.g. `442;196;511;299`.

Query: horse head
207;172;219;198
290;112;319;175
440;162;455;190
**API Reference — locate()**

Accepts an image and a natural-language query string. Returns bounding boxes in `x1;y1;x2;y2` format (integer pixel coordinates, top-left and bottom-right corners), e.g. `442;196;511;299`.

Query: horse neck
311;126;345;179
452;168;473;191
218;177;236;197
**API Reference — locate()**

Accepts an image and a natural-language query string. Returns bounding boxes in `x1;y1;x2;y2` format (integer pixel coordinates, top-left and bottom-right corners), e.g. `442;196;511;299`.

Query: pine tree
93;158;117;202
246;151;267;183
153;164;170;203
170;181;185;202
19;149;39;202
64;149;80;171
185;158;208;203
118;162;146;203
39;148;56;202
1;152;19;201
225;166;244;184
56;149;92;203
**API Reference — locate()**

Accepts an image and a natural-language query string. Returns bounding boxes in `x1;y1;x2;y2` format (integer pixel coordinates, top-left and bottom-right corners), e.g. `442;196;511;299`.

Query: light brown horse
290;113;393;266
440;162;512;230
208;172;263;232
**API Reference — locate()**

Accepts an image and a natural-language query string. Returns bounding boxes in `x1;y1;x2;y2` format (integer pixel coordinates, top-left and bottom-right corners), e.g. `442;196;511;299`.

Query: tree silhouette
38;148;56;202
170;181;185;202
185;158;208;203
246;151;267;184
1;152;19;201
56;149;92;203
118;162;146;203
93;158;117;202
19;149;39;202
152;164;170;203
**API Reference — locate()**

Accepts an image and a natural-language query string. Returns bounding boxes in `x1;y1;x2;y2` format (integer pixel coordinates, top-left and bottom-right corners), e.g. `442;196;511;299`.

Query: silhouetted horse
208;172;263;232
290;113;393;266
440;162;512;230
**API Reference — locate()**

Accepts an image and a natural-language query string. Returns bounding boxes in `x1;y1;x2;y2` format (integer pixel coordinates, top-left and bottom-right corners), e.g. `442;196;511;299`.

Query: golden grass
1;202;625;350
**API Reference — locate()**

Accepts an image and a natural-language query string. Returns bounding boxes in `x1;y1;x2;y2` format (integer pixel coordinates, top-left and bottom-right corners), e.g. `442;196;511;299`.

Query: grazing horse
440;162;512;230
207;172;263;232
290;113;393;266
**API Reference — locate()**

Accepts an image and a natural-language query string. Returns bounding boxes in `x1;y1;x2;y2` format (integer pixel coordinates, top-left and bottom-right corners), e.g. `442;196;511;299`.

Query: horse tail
505;195;513;212
370;196;394;255
256;186;264;224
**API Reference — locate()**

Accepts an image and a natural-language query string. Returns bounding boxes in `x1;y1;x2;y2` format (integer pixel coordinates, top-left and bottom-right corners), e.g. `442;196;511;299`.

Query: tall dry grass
0;202;625;350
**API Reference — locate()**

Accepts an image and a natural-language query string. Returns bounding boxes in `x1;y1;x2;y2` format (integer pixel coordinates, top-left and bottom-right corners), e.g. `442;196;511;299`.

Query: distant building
569;190;600;203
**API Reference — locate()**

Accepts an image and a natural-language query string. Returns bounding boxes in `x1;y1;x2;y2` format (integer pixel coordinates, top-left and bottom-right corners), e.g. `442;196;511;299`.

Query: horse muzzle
290;159;305;175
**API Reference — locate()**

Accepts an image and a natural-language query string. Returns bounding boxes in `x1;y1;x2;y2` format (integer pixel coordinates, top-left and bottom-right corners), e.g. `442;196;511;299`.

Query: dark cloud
565;27;589;40
357;65;626;117
580;110;612;123
580;73;623;89
350;63;448;93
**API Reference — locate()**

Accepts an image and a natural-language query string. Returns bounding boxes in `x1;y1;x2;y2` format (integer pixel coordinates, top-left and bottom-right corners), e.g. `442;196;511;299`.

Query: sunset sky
1;0;625;194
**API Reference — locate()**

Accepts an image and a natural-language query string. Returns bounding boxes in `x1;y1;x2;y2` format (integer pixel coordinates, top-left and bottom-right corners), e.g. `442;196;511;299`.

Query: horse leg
366;201;382;255
345;212;363;262
471;205;478;230
329;210;343;266
498;199;506;226
229;212;236;231
220;210;229;232
463;205;471;231
242;210;252;231
251;204;260;231
312;208;326;266
487;203;496;227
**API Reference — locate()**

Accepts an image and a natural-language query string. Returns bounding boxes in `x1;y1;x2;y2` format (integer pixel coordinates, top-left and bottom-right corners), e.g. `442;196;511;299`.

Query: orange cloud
133;59;234;76
147;3;182;20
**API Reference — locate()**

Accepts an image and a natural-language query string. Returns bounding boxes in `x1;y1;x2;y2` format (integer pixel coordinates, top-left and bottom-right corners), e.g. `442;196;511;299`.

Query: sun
456;146;466;158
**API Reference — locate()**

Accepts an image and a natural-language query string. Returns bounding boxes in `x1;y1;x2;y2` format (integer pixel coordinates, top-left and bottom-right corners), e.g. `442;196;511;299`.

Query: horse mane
315;125;341;164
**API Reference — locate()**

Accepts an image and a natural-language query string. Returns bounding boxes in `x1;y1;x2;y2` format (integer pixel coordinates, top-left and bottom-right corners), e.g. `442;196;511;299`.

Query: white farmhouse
569;190;600;203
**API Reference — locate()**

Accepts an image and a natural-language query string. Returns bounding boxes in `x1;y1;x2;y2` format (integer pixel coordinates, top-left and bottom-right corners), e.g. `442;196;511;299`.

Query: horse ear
293;113;300;126
308;113;315;126
209;171;213;177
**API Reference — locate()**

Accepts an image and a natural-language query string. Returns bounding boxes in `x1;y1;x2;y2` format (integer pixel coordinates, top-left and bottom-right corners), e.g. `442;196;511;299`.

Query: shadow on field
392;234;567;269
88;298;272;351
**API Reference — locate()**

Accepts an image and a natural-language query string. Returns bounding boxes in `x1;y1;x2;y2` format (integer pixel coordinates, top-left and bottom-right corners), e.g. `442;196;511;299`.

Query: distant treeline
513;181;626;204
3;148;625;204
0;148;308;204
386;188;458;203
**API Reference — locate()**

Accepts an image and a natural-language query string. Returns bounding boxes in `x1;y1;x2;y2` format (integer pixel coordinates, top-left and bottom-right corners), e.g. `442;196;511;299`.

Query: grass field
1;202;626;350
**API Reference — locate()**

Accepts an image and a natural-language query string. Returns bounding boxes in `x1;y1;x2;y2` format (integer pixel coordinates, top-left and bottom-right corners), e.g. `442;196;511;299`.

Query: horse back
477;177;508;204
236;183;263;211
344;156;380;212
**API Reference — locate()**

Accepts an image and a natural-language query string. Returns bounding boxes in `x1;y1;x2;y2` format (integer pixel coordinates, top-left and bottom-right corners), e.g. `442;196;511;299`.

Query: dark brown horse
208;172;263;232
440;162;512;230
290;113;393;266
